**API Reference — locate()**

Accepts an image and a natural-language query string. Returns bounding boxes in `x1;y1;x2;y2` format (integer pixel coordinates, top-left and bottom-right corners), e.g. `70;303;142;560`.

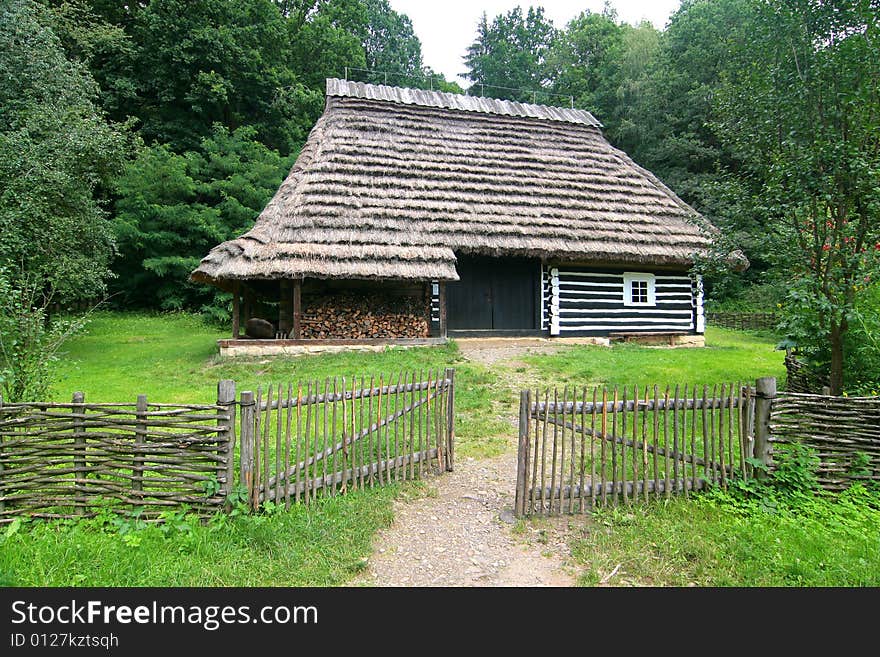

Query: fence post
217;380;236;507
753;377;777;478
515;389;531;517
133;394;147;499
445;367;455;472
72;392;86;515
0;393;5;514
239;390;255;511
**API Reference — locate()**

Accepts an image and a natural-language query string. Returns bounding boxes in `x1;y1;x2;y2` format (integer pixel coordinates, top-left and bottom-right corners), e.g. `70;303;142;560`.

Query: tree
361;0;424;86
285;0;368;91
111;125;296;317
713;0;880;394
0;0;129;303
39;0;140;121
463;6;559;102
549;7;662;150
128;0;312;153
639;0;769;303
0;0;128;400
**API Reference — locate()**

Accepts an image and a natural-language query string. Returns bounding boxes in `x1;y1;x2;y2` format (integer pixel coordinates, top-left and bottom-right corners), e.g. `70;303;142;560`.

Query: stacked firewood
300;292;429;339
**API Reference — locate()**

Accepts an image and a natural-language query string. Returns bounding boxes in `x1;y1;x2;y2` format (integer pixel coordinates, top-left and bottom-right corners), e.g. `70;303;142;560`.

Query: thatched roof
191;78;713;290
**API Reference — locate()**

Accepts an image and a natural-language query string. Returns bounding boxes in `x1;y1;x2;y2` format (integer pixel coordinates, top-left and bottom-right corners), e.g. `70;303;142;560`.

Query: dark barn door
446;255;539;333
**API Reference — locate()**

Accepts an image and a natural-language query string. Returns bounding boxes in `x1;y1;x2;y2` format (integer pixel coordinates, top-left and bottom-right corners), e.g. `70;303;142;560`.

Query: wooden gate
239;369;455;511
515;383;754;516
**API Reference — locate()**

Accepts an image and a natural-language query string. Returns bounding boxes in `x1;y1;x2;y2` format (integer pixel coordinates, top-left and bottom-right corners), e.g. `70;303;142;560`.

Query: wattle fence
0;393;235;522
706;312;778;331
0;370;455;523
771;392;880;491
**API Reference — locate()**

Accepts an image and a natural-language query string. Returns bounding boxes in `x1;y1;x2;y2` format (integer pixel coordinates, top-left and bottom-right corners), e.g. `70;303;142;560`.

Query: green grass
50;311;510;458
567;484;880;587
6;310;839;587
522;327;786;388
0;486;400;586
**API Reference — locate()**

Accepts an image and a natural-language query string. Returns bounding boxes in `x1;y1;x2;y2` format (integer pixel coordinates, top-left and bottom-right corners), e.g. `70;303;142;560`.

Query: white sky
387;1;683;87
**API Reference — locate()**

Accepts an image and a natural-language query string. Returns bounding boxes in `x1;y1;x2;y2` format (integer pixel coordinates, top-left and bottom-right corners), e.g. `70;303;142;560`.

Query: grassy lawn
559;483;880;587
520;328;785;388
51;312;785;403
10;310;865;588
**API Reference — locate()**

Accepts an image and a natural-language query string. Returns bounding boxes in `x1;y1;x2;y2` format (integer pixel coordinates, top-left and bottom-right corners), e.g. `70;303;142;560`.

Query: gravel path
350;339;590;588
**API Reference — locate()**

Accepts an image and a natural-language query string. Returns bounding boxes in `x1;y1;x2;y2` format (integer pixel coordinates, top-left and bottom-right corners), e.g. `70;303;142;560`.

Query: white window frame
623;272;656;307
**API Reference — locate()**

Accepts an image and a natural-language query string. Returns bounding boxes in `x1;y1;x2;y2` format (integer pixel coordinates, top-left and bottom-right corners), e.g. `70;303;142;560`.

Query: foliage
463;6;559;101
111;125;296;315
361;0;424;86
0;0;131;303
39;0;140;120
786;281;880;395
126;0;311;154
713;0;880;393
0;269;89;402
550;5;663;151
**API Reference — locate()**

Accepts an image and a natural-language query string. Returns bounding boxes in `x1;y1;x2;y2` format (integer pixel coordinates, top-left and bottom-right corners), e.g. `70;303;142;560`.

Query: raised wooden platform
218;337;448;358
608;331;704;347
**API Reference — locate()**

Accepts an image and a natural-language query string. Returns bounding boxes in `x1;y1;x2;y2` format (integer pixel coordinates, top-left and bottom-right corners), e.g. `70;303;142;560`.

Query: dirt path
350;339;592;587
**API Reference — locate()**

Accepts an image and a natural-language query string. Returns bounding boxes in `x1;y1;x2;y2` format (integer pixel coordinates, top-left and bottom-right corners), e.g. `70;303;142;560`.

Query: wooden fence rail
516;382;753;517
239;368;455;511
0;370;455;521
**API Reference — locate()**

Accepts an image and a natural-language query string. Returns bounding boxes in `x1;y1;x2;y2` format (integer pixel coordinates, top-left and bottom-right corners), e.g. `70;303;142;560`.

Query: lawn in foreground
560;483;880;587
14;311;805;587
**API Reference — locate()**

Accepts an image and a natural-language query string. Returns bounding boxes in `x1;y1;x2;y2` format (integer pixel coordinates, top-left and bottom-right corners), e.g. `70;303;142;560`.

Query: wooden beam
292;279;302;340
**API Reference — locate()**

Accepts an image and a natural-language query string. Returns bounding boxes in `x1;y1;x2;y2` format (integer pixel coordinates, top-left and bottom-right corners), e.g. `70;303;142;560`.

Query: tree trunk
828;320;846;395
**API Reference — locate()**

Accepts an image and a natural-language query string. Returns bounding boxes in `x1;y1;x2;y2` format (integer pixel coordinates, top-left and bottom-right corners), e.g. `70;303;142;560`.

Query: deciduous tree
714;0;880;393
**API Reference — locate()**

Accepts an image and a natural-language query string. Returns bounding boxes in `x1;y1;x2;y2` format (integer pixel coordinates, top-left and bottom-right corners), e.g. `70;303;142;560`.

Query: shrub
0;270;88;402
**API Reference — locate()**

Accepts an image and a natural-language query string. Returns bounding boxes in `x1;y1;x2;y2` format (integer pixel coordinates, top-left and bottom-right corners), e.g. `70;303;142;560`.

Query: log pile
300;292;429;339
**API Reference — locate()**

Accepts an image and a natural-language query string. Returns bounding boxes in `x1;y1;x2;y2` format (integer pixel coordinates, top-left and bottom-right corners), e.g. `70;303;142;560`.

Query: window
623;272;656;307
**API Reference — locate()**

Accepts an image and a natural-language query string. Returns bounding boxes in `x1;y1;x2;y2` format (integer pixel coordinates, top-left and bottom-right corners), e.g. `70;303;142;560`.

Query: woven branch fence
0;370;455;522
783;348;829;394
0;388;235;523
707;312;778;331
515;383;754;517
771;392;880;491
240;369;455;511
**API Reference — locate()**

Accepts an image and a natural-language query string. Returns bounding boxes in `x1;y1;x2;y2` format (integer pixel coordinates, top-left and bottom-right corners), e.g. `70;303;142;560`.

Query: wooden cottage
191;78;715;356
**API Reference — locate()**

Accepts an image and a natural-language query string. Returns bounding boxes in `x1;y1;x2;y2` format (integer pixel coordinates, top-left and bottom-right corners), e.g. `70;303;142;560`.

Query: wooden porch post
292;279;302;340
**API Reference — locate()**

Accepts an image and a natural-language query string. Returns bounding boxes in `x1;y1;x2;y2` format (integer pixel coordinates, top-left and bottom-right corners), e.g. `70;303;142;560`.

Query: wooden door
446;255;538;332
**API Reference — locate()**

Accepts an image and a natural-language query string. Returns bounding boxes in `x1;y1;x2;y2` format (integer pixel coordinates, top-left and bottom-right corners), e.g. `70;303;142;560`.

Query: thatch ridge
326;78;602;127
191;79;713;289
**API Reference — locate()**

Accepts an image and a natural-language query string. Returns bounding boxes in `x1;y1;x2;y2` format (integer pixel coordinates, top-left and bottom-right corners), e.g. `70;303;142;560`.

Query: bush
777;280;880;396
0;270;88;402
